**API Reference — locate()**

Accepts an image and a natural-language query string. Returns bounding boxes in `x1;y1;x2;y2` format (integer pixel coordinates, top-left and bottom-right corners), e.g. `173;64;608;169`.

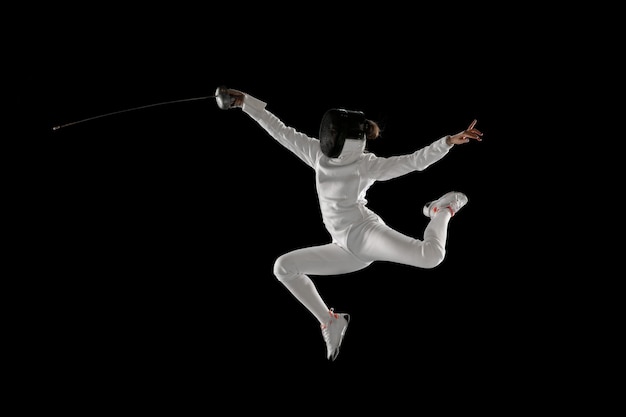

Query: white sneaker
423;191;468;218
320;308;350;361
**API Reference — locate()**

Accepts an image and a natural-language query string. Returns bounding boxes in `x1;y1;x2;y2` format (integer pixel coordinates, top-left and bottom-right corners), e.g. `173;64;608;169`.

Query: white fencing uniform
242;94;456;324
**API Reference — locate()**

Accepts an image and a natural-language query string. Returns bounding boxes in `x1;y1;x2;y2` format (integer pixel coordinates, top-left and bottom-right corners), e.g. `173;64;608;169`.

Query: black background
16;4;592;410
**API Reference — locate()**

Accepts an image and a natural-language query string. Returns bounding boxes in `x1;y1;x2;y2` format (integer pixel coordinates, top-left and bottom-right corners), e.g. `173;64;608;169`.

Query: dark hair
364;119;381;140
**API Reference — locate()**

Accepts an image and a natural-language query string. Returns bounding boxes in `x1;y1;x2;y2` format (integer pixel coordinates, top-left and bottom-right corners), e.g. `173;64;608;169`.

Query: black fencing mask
319;108;366;158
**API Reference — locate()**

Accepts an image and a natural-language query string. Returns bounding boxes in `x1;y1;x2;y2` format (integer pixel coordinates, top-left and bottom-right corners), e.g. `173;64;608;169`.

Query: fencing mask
319;108;367;158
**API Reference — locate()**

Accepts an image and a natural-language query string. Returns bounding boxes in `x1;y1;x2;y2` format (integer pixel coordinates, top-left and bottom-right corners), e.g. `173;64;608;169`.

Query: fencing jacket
241;94;453;249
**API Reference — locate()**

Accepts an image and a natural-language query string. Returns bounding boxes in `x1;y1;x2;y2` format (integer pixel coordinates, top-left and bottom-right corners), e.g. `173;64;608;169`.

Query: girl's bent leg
349;211;452;269
273;243;370;324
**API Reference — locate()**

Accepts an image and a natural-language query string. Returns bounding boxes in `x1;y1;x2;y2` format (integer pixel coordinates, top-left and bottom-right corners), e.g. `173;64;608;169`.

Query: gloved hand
215;86;245;110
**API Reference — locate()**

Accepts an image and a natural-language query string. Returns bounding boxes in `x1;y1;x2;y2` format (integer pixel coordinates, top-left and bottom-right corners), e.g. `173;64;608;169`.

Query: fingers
466;131;482;141
464;133;482;141
226;89;245;108
465;119;483;141
227;89;244;96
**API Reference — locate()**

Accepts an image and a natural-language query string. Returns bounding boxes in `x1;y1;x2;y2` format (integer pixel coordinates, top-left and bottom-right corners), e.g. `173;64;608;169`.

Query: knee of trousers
420;241;446;269
273;255;300;283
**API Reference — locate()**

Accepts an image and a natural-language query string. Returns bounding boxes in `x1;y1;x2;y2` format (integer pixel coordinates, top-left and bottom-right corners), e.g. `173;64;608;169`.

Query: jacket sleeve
362;136;454;181
241;94;320;169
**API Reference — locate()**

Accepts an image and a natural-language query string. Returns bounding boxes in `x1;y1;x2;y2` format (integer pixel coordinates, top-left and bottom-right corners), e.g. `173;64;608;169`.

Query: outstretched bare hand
447;119;483;145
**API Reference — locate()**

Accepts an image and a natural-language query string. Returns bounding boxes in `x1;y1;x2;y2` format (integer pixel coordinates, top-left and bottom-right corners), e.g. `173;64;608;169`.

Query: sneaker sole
330;314;350;361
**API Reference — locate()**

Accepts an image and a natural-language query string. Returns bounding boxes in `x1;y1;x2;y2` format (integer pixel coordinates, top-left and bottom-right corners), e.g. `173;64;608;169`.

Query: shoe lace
320;308;339;343
447;194;466;216
321;324;330;342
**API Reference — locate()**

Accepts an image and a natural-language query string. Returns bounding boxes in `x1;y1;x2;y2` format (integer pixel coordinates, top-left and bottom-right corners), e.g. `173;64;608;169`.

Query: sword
52;85;234;131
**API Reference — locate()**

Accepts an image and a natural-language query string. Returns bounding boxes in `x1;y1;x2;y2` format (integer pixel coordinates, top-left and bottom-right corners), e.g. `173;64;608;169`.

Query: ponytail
364;120;381;140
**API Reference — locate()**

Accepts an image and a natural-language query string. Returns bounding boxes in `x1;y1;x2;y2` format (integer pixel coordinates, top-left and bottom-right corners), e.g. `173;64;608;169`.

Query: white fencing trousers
273;211;452;324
